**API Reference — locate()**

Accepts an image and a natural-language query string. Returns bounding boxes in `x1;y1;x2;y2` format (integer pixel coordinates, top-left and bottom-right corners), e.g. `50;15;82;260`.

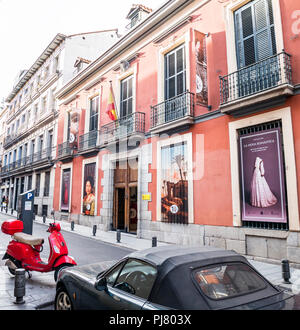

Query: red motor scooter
1;215;77;281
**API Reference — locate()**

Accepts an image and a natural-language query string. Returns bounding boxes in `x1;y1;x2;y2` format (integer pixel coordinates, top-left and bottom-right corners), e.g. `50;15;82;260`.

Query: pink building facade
53;0;300;265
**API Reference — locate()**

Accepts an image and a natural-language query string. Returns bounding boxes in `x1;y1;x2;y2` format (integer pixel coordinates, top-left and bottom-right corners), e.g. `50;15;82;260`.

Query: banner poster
161;142;188;224
69;108;80;149
61;169;71;212
239;128;287;223
82;162;96;216
194;30;208;105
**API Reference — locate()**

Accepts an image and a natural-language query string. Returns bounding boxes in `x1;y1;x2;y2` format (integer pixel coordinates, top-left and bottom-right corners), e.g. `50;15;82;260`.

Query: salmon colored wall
280;0;300;83
70;157;83;215
191;116;232;226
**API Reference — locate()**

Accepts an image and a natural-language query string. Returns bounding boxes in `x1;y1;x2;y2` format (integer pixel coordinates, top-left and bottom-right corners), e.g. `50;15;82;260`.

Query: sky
0;0;165;104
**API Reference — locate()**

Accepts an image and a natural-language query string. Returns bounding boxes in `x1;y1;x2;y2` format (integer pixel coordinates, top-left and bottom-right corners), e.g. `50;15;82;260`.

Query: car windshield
194;262;267;300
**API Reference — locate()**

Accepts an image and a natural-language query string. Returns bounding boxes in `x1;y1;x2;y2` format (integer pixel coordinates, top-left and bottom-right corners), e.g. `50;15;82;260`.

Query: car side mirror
95;277;107;291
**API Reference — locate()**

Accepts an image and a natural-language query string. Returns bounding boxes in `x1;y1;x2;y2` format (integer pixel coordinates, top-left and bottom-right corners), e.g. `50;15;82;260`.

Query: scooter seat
13;232;44;246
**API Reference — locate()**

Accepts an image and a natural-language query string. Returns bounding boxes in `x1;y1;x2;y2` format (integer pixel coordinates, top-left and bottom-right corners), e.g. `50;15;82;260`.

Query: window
42;96;47;112
194;263;267;300
34;104;38;120
39;135;43;151
44;172;50;197
89;96;99;131
28;175;32;191
48;130;53;150
164;45;186;100
113;259;157;299
36;173;41;197
106;262;126;286
30;139;35;161
234;0;276;69
24;144;28;159
120;76;133;118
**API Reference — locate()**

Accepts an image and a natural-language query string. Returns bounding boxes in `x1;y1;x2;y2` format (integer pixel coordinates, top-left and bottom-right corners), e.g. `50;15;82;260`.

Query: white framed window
157;32;191;105
81;157;98;217
228;107;299;231
59;164;73;212
156;132;194;224
120;75;133;118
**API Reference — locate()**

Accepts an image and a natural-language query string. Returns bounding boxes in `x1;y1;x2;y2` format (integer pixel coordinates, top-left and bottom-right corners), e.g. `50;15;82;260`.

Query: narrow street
0;212;134;309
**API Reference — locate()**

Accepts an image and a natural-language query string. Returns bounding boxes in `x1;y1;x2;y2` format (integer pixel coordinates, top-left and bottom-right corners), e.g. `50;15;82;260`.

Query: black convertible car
55;245;295;310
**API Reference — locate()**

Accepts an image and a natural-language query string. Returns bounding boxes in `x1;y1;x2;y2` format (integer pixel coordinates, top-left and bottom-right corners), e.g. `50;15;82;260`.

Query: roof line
67;29;118;38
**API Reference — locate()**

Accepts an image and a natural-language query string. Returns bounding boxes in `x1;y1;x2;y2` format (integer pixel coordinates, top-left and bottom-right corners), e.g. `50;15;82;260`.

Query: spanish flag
106;83;118;121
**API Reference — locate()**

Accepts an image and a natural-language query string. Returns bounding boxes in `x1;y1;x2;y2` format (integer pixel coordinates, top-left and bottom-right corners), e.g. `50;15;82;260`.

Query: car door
95;258;157;310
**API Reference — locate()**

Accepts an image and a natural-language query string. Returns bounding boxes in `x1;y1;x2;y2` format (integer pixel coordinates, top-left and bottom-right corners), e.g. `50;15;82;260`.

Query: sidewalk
0;209;299;310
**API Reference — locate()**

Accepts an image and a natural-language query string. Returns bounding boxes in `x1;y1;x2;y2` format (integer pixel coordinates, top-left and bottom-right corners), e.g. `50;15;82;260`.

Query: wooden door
113;159;138;233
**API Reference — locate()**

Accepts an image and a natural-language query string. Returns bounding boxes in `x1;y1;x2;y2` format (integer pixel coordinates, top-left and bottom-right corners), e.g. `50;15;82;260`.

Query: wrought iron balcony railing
150;91;195;129
220;51;292;105
0;148;53;177
31;147;52;163
99;112;145;145
57;141;73;158
78;130;99;152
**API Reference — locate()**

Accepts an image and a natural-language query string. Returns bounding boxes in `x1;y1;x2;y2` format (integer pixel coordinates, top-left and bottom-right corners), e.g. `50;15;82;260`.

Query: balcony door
234;0;278;95
88;96;99;147
164;45;186;122
120;76;134;135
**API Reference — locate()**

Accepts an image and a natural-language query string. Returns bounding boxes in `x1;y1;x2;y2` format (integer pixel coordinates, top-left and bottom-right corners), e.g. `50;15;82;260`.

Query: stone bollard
14;268;26;304
152;236;157;247
282;259;291;284
116;229;121;243
92;225;97;236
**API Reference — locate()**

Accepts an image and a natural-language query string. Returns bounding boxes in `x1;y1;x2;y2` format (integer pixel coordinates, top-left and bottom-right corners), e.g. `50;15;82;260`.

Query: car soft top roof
128;245;243;268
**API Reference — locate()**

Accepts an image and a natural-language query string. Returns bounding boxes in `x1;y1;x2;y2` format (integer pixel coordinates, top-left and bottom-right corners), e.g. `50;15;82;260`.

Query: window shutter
234;0;276;69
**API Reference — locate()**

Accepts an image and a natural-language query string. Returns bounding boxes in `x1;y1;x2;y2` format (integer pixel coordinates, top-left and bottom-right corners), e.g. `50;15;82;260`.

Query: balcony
219;51;294;116
0;148;53;178
99;112;145;147
57;141;73;162
77;130;99;156
31;147;53;168
150;91;195;134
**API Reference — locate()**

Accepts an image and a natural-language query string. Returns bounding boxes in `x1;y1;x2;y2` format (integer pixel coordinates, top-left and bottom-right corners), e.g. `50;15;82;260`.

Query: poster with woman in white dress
239;128;287;223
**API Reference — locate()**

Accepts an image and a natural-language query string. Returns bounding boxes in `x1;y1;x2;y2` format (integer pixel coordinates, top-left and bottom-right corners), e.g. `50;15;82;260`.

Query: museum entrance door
113;159;138;233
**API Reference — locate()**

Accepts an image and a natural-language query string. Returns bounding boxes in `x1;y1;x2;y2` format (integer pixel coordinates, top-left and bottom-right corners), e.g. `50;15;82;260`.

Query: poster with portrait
194;30;208;106
69;108;80;149
61;169;71;212
161;142;188;224
239;128;287;223
82;162;96;216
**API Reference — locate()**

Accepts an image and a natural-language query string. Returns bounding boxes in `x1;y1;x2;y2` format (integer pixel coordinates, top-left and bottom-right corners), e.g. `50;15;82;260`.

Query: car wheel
55;288;73;310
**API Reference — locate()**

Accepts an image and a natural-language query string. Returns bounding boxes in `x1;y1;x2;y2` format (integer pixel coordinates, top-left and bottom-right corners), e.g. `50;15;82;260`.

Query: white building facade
1;30;119;216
